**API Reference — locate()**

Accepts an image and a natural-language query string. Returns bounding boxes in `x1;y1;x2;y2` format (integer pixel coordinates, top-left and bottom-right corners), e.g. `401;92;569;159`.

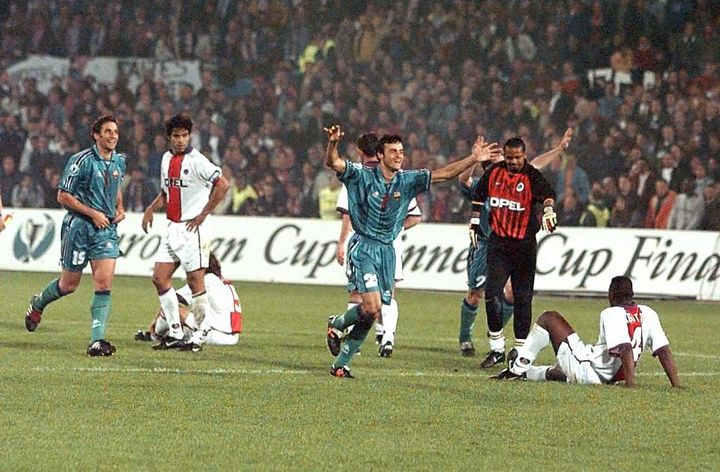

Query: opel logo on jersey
516;182;524;192
489;196;525;211
165;178;189;188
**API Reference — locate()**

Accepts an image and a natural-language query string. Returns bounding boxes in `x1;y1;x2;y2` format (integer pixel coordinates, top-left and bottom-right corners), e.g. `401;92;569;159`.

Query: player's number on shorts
72;250;87;265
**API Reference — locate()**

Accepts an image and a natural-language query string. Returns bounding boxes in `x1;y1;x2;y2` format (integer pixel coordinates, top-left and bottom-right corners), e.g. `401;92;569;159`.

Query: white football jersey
588;304;670;382
177;273;243;334
160;147;222;222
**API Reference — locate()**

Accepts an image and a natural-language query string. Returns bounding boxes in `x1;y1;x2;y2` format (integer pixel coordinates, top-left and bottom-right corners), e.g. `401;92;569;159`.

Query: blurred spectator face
602;177;617;195
618;175;633;194
704;183;718;202
654;179;669;197
3;156;17;175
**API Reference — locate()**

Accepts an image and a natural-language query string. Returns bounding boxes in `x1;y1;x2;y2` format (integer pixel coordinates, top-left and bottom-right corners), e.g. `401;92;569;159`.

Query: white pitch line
23;366;719;378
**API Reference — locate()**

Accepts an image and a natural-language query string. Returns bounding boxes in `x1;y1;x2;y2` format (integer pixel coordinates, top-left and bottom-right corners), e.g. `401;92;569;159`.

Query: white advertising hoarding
1;209;719;300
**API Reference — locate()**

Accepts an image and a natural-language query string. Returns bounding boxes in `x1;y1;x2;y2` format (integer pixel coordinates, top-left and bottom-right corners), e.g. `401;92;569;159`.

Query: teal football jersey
59;145;126;218
339;161;430;244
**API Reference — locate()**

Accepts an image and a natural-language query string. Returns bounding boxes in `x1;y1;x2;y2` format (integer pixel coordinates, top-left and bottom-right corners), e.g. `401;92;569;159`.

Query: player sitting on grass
136;253;243;347
494;275;683;388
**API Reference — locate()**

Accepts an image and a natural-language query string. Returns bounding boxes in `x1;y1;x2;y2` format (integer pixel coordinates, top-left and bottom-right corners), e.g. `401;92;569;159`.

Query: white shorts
556;333;603;385
155;221;211;273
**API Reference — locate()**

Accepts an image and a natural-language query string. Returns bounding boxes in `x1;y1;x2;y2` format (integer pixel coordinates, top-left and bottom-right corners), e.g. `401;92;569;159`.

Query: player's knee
537;310;562;326
152;274;170;291
58;279;79;294
466;290;483;307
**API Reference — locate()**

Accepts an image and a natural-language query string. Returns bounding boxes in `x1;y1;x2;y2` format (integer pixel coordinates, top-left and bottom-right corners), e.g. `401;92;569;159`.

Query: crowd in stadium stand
0;0;718;230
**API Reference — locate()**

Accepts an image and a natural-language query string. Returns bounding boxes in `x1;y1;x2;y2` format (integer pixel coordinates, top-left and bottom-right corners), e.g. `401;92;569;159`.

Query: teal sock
500;299;514;328
90;291;112;341
459;299;478;343
33;278;66;312
332;305;360;330
333;314;372;367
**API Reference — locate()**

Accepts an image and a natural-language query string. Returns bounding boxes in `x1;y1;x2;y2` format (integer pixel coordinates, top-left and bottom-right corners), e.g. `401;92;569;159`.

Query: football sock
333;311;372;367
90;290;111;341
158;288;183;339
380;298;398;345
459;299;478;343
526;365;550;381
33;278;68;311
488;330;505;352
191;291;210;344
331;305;360;331
500;298;514;328
518;324;549;362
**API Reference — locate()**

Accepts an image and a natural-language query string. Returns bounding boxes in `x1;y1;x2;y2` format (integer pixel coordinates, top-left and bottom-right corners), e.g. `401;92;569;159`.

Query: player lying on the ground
494;275;683;388
136;253;243;347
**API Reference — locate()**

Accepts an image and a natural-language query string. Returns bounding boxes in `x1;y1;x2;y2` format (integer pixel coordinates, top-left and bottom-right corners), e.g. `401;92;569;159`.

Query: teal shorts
345;234;395;305
467;238;488;290
60;213;120;272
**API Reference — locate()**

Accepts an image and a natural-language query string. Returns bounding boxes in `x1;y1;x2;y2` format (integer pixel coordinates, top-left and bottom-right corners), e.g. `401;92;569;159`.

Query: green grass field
1;271;719;471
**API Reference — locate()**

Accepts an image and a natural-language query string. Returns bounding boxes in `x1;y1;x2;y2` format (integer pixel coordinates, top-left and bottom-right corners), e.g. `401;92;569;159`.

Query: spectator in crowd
317;173;341;220
644;178;677;229
123;166;157;213
556;186;582;226
554;153;590;204
11;172;44;207
0;155;21;204
668;177;705;230
579;182;611;227
699;182;720;231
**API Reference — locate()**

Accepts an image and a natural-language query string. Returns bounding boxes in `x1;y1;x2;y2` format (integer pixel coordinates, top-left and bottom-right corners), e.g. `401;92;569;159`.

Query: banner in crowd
2;209;719;300
7;55;202;95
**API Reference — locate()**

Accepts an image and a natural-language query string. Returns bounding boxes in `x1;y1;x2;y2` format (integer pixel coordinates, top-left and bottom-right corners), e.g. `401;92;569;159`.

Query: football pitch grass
1;271;719;471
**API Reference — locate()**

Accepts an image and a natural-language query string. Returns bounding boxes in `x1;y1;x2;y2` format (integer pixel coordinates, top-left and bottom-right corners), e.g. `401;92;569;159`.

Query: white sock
512;324;551;374
155;315;169;337
488;330;505;352
380;298;399;345
516;324;550;363
191;291;210;344
526;365;550;381
159;288;183;339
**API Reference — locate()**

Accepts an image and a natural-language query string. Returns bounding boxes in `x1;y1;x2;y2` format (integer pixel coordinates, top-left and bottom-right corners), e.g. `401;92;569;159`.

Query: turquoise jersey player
58;143;126;269
324;125;502;377
25;115;127;357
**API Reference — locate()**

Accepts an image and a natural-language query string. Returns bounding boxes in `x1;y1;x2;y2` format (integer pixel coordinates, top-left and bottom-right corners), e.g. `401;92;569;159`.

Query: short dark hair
91;115;118;141
609;276;634;303
357;132;378;157
504;136;526;152
376;134;403;155
165;113;193;136
208;252;222;278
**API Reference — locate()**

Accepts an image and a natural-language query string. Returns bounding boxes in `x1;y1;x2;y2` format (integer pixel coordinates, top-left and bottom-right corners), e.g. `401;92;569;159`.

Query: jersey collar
92;144;119;162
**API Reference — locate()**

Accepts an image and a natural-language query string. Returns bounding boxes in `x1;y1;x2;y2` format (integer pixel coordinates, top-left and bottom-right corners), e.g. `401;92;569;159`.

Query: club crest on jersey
393;191;401;200
165;178;188;188
112;170;119;178
489;196;525;211
516;182;524;192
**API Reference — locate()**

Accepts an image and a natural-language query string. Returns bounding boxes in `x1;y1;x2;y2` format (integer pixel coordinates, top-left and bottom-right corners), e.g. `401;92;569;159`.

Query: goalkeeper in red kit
468;136;557;368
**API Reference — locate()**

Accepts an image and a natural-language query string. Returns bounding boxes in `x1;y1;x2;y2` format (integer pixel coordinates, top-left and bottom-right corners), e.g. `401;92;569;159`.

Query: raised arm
530;127;573;171
432;137;501;183
654;345;683;388
324;125;347;174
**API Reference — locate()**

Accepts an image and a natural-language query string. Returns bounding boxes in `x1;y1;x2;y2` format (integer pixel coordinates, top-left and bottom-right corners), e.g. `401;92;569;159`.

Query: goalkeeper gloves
469;217;481;248
541;206;557;233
